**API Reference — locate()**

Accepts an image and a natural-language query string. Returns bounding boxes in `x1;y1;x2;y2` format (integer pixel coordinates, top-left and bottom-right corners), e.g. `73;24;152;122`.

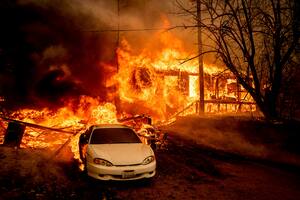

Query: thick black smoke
0;0;191;109
0;0;118;108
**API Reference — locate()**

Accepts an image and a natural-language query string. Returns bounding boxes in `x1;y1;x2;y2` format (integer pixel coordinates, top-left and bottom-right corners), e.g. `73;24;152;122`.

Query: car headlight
93;158;113;166
142;156;155;165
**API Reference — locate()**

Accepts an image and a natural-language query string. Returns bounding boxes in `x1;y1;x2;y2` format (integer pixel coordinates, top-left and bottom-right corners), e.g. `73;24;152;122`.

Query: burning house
111;32;256;121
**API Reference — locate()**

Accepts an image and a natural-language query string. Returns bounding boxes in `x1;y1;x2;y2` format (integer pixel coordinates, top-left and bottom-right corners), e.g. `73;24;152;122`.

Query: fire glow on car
79;124;156;180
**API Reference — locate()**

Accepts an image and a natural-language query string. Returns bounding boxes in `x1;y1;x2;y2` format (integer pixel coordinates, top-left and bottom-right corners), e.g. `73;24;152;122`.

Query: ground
1;115;300;200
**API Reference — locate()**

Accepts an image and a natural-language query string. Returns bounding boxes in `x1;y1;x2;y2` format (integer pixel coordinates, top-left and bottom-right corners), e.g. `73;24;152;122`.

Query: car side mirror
80;134;89;143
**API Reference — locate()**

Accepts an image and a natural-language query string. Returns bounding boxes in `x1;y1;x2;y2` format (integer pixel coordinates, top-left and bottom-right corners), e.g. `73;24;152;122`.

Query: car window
90;128;142;144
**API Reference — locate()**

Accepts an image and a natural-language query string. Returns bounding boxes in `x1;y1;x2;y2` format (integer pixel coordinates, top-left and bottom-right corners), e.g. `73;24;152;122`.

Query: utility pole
197;0;205;113
116;0;120;71
115;0;121;113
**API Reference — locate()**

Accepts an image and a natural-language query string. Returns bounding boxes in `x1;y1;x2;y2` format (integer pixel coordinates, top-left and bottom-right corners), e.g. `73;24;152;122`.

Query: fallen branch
0;116;76;135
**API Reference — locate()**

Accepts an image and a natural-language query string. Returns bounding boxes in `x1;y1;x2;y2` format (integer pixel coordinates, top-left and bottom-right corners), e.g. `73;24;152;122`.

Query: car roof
91;124;132;129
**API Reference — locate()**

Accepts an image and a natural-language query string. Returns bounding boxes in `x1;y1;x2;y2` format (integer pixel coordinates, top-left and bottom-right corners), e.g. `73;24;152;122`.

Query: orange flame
6;96;119;160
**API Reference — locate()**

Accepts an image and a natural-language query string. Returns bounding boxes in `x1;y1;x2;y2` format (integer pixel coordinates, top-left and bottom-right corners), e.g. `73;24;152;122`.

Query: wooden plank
0;116;76;134
204;100;256;105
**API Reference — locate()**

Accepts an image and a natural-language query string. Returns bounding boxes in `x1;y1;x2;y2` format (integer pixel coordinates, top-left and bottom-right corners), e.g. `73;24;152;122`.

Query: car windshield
90;128;142;144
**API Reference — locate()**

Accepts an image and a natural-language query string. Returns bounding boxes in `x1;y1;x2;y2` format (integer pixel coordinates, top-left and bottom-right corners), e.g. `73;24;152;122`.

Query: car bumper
86;161;156;181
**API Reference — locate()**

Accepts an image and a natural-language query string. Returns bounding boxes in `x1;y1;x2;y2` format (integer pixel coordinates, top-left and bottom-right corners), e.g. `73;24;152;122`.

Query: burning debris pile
0;96;120;160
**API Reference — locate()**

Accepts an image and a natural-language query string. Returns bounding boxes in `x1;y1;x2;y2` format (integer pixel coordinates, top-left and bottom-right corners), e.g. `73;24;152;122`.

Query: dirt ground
1;115;300;200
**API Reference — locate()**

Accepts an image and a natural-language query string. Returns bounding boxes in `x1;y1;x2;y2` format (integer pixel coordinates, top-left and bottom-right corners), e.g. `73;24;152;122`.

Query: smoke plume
0;0;188;109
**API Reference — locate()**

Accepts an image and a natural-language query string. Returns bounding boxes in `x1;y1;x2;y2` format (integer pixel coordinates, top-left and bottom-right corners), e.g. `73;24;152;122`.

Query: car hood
88;143;153;165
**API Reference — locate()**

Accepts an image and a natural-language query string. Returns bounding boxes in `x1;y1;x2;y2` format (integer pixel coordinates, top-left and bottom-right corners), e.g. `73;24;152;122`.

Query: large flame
2;96;119;160
107;29;233;121
12;96;118;128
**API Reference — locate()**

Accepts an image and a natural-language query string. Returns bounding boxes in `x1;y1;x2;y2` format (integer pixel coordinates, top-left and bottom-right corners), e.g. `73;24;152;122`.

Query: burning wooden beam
0;116;76;134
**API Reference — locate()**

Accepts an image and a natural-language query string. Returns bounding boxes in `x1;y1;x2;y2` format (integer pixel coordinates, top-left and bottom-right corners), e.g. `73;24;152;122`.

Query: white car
79;124;156;180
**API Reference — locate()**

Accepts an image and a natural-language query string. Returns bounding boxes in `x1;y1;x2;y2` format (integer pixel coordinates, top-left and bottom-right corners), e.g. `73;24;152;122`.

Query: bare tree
177;0;300;119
